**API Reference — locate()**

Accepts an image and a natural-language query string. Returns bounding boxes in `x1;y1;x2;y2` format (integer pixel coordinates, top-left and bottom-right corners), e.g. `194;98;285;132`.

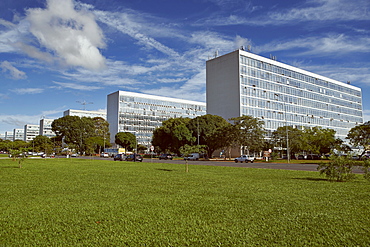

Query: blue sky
0;0;369;135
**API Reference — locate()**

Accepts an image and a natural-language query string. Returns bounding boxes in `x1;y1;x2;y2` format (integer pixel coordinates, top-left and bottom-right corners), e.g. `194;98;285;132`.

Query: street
76;156;365;174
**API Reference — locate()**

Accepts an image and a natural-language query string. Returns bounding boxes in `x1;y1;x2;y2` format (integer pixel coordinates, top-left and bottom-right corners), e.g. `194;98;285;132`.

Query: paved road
77;156;364;174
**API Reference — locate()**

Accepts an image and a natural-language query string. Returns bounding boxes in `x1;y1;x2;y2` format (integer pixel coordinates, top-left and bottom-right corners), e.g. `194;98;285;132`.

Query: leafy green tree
115;132;137;152
0;139;13;152
152;118;195;155
152;127;169;154
30;135;54;154
85;136;105;155
187;114;231;157
346;121;370;149
301;127;336;154
52;116;95;154
92;117;111;152
272;126;304;157
137;144;147;152
229;115;266;154
11;140;30;152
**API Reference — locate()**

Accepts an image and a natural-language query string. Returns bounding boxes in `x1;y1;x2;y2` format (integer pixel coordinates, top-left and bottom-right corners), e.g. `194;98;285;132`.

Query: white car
234;155;254;163
100;153;109;158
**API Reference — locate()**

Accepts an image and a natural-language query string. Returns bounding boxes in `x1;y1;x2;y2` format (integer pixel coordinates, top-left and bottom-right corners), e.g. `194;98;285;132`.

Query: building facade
63;109;107;120
13;129;24;141
24;124;40;142
107;91;206;148
206;49;363;140
39;118;56;138
4;131;13;141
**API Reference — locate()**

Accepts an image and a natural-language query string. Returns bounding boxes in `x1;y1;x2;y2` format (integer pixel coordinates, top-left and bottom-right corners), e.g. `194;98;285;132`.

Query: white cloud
196;0;370;26
13;42;55;63
53;81;102;91
0;114;43;129
0;61;27;79
93;9;180;58
269;0;370;23
10;88;44;95
258;34;370;56
25;0;106;70
142;69;206;102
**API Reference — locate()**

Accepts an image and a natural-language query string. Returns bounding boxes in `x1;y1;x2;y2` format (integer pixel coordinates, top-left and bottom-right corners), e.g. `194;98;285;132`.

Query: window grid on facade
108;91;206;148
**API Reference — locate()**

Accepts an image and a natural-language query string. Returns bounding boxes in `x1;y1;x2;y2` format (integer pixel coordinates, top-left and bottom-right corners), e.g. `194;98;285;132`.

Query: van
184;153;199;161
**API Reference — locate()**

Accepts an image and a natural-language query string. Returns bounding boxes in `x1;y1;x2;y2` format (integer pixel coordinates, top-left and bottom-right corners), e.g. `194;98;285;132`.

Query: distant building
63;109;107;120
107;91;206;147
13;129;24;141
24;124;39;142
4;131;13;141
206;49;363;141
39;118;56;138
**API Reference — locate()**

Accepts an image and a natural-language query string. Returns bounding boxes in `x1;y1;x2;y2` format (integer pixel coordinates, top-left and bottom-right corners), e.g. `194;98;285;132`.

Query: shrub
362;160;370;181
317;155;355;182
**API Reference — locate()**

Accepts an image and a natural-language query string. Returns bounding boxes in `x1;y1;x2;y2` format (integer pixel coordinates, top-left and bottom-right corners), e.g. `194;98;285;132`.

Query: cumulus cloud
0;61;27;79
26;0;106;70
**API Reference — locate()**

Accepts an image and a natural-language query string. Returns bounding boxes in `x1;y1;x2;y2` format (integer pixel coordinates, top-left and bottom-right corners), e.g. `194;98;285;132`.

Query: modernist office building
107;91;206;147
13;129;24;141
24;124;40;142
39;118;56;138
4;131;13;141
63;109;107;120
206;49;363;140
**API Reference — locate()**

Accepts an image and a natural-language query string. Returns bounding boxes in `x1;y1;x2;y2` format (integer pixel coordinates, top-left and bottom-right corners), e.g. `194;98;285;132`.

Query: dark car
297;155;305;160
306;154;321;160
159;154;173;160
126;154;143;162
114;154;126;161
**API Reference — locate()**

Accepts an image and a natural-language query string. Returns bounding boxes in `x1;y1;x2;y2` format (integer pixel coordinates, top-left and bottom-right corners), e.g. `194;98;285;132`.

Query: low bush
317;155;356;182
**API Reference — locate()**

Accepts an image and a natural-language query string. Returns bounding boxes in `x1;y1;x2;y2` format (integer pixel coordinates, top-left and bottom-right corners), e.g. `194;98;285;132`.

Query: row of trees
271;126;347;157
0;116;112;156
152;114;266;156
151;114;364;158
51;116;111;155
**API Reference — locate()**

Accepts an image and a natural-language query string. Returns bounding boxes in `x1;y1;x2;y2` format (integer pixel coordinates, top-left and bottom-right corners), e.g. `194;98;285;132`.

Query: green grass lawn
1;158;369;246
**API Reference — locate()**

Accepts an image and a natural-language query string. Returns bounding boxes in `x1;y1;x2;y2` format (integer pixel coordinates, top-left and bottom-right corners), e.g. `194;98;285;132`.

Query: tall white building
39;118;56;138
107;91;206;147
63;109;107;120
206;49;363;140
13;129;24;141
24;124;40;142
4;131;13;141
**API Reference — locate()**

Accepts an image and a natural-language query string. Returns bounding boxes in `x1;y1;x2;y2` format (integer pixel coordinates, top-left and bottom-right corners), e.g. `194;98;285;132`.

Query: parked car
126;154;143;162
297;155;305;160
234;155;254;163
159;154;173;160
184;153;199;161
114;154;126;161
306;154;321;160
100;153;109;158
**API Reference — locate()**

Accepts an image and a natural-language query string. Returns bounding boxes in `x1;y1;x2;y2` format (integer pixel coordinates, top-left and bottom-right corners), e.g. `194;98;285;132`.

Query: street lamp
275;93;290;163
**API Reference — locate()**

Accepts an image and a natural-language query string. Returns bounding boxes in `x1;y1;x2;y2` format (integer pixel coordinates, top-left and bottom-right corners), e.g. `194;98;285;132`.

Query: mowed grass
0;159;369;246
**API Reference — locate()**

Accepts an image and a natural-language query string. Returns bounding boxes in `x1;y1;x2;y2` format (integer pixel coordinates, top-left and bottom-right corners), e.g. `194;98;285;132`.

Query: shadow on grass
1;166;21;169
292;177;328;182
156;168;174;172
